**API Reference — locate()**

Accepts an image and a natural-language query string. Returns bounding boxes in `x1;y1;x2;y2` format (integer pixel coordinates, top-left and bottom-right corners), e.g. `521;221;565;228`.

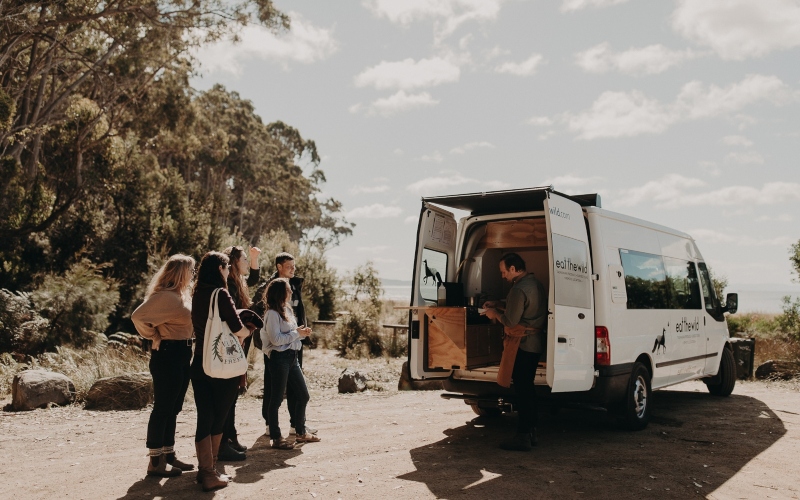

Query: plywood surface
426;308;466;369
478;219;546;249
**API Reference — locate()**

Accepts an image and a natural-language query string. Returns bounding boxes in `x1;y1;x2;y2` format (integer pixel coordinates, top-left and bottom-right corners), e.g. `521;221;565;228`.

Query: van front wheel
705;347;736;397
620;362;651;431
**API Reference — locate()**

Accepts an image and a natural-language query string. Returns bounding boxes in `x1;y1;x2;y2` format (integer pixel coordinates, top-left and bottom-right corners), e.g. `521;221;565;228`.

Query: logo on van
555;257;588;274
550;207;570;220
652;323;668;354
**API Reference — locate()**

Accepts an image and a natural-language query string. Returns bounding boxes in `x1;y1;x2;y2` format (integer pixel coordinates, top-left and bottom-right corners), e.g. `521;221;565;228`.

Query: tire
470;404;502;417
705;347;736;397
620;362;651;431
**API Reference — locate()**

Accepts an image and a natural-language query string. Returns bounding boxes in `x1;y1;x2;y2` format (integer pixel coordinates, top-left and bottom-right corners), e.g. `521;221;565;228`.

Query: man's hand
298;325;312;338
482;308;500;321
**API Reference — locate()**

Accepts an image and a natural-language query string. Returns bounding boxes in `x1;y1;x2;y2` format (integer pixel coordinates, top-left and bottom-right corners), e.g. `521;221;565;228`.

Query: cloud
350;184;391;195
682;182;800;206
192;14;337;74
404;215;419;225
354;57;461;90
346;204;403;218
357;245;390;253
561;0;630;12
449;141;495;154
724;151;764;165
542;174;605;191
353;90;440;116
575;43;702;75
672;0;800;60
527;116;554;127
563;74;796;139
755;214;793;222
722;135;753;147
363;0;504;41
418;151;445;163
495;54;545;76
615;174;706;207
689;229;794;247
406;172;510;196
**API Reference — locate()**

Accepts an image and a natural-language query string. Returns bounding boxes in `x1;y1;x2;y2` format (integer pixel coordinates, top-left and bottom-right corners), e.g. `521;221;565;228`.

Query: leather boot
229;435;248;453
217;437;246;461
146;453;182;477
210;434;231;481
163;447;195;472
195;436;227;492
499;433;533;452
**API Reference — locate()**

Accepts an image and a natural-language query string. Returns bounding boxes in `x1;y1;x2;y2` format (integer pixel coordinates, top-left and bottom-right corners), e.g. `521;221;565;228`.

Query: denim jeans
262;353;300;428
267;349;309;439
512;349;542;434
145;341;192;449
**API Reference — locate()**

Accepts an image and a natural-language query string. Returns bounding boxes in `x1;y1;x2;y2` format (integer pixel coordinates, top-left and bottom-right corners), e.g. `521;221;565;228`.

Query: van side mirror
723;293;738;314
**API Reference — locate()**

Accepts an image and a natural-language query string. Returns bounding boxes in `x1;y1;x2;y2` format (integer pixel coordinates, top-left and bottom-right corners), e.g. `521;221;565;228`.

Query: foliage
775;296;800;339
336;262;385;358
791;240;800;282
709;267;728;302
0;289;40;353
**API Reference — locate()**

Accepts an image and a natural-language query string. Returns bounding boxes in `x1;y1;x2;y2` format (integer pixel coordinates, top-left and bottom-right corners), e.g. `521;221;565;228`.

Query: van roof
423;186;601;215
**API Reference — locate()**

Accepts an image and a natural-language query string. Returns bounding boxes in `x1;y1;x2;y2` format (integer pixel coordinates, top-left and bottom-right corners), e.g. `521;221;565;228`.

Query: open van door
409;202;457;380
544;192;595;392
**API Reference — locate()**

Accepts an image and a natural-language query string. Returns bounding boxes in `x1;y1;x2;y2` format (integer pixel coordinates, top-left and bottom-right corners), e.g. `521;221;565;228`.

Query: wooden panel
466;324;504;369
426;308;466;369
478;219;546;249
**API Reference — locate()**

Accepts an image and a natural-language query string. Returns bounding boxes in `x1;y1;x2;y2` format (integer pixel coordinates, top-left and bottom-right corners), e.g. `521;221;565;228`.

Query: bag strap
209;288;220;320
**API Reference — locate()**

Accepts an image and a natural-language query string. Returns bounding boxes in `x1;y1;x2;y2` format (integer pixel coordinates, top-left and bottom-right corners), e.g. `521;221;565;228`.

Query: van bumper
442;363;632;410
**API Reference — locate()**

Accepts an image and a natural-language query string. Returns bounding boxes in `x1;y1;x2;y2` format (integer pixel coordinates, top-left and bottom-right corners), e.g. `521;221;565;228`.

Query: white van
408;186;738;430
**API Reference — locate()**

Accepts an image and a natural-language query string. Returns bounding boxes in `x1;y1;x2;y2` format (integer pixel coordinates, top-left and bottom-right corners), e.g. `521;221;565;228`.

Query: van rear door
409;203;457;380
544;192;595;392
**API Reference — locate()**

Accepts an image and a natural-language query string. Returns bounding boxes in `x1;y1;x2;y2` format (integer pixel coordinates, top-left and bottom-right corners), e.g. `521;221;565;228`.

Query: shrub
335;262;385;358
0;289;40;353
776;295;800;339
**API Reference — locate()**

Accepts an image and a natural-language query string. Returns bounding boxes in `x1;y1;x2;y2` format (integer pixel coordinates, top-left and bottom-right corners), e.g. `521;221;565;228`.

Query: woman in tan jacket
132;254;196;478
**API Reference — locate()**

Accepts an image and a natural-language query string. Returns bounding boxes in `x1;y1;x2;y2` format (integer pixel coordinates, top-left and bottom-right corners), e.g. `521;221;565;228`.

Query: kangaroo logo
652;323;668;354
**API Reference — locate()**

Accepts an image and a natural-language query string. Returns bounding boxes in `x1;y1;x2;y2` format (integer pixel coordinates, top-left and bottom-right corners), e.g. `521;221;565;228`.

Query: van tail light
595;326;610;366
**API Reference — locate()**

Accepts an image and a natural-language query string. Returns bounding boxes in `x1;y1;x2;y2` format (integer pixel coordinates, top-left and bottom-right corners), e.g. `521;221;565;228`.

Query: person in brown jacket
132;254;197;478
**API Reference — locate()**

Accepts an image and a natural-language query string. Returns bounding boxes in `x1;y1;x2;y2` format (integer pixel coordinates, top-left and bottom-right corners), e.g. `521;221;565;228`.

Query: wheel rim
633;375;648;418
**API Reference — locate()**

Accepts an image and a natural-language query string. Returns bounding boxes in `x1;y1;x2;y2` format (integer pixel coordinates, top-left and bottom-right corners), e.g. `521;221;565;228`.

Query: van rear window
619;250;701;310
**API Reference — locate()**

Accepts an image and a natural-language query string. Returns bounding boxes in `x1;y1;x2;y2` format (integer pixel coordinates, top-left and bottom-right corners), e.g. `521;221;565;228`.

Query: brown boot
210;434;231;481
195;436;227;492
162;446;195;471
146;453;182;478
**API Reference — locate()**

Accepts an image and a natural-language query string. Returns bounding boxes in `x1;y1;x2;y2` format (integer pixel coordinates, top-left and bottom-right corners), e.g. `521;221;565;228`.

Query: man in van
482;253;547;451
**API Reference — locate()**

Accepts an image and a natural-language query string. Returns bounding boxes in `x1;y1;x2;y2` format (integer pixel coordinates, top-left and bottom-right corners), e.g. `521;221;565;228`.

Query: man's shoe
499;433;532;452
229;436;248;453
217;439;246;462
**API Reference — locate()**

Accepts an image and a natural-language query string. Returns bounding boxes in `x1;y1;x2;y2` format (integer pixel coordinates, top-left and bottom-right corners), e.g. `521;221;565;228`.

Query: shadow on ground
117;434;300;499
399;390;785;499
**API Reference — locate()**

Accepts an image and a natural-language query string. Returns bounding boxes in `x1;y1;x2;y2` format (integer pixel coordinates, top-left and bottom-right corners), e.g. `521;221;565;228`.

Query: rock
84;372;153;410
11;370;76;411
755;360;800;381
247;373;264;399
338;368;367;393
397;361;444;391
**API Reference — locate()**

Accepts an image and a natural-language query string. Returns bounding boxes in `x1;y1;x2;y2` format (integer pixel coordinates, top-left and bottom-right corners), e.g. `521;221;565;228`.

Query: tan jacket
131;290;193;350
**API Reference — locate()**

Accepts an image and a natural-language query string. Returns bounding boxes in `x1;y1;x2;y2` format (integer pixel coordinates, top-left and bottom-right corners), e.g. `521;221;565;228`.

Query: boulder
397;361;444;391
11;370;76;411
338;368;367;393
755;360;800;381
84;372;153;410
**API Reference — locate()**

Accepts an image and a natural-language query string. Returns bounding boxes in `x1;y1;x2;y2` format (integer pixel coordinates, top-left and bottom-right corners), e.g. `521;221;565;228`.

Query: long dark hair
193;251;229;295
223;246;251;308
265;278;291;322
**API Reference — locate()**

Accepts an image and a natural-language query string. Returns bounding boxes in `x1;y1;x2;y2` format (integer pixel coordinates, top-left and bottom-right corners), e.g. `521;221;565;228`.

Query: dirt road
1;376;799;499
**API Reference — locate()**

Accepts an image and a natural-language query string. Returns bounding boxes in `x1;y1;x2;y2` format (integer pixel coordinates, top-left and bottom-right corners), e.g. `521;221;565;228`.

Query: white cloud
561;0;630;12
418;151;445;163
406;172;510;196
682;182;800;206
363;0;504;40
575;43;702;75
724;151;764;165
193;14;337;74
755;214;793;222
357;245;390;253
354;57;461;90
698;160;721;176
495;54;545;76
689;229;794;247
356;90;440;116
616;174;707;207
346;204;403;218
672;0;800;60
393;148;405;155
542;174;605;191
527;116;554;127
564;74;796;140
722;135;753;147
350;184;391;195
404;215;419;225
449;141;495;154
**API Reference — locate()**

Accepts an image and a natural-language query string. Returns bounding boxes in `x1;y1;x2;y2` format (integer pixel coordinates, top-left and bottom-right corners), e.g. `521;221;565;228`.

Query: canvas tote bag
202;288;248;378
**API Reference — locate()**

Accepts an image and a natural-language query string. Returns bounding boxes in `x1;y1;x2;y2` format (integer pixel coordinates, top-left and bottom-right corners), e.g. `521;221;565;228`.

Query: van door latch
591;274;599;281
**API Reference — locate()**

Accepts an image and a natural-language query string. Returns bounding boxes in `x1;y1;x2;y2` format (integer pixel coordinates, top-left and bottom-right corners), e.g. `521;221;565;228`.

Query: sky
191;0;800;290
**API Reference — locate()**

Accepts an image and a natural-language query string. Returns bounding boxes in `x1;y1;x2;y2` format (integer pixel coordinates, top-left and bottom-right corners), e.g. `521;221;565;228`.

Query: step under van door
544;192;595;392
409;203;458;380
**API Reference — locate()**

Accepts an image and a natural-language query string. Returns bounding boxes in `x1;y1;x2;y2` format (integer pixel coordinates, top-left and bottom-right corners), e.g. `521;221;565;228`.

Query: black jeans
267;349;309;439
190;358;240;441
512;349;542;435
145;341;192;449
222;336;253;441
262;347;302;427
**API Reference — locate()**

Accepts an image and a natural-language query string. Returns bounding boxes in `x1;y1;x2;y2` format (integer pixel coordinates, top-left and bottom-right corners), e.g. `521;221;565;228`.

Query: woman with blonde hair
218;245;260;460
132;254;197;478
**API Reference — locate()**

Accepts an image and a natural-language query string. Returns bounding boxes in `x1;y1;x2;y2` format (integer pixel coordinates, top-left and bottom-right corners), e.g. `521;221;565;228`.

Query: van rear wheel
705;347;736;397
620;362;651;431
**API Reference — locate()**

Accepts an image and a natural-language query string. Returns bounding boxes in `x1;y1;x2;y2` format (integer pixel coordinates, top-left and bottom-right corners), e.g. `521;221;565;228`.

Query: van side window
420;248;447;304
619;249;669;309
664;257;702;310
697;262;724;321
